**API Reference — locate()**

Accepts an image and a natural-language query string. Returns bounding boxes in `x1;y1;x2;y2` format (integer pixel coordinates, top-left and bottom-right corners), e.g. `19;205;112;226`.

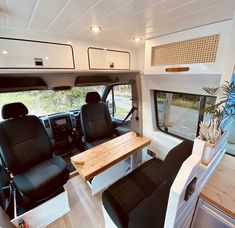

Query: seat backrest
161;140;193;183
0;102;52;175
80;92;113;142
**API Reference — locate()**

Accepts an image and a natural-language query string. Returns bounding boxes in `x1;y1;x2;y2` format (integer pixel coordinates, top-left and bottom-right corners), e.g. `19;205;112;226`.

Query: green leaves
203;86;219;96
202;81;235;126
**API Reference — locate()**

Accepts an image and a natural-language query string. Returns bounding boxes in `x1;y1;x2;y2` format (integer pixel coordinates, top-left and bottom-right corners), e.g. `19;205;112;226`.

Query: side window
107;84;132;120
155;91;216;140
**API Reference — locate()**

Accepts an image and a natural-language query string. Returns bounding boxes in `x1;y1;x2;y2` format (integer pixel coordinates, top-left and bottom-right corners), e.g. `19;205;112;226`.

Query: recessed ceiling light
66;41;72;45
45;56;50;60
2;50;8;55
133;37;142;42
90;26;101;32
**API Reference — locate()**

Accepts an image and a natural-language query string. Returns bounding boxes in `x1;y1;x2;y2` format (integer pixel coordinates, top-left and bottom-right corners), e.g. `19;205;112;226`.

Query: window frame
154;90;215;140
103;83;133;121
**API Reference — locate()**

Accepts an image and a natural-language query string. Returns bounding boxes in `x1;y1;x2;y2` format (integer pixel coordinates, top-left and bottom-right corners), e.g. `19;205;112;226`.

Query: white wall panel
144;20;233;75
142;20;235;161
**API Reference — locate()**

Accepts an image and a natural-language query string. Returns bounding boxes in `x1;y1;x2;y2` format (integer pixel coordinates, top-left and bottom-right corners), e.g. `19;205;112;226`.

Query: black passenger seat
0;102;69;208
80;92;114;149
102;140;193;228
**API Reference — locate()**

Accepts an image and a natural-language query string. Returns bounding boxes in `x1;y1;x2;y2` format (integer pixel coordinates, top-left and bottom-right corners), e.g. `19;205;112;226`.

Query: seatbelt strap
122;105;138;123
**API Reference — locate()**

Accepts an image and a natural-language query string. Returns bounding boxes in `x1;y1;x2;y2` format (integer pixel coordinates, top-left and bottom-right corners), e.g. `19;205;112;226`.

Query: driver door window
106;84;132;120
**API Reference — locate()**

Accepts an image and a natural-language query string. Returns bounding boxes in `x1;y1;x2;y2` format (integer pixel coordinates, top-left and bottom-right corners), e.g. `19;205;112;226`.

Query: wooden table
200;154;235;219
71;131;151;181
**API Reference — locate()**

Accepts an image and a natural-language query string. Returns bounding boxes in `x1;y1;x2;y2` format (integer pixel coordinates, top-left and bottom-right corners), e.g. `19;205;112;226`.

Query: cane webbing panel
151;34;220;66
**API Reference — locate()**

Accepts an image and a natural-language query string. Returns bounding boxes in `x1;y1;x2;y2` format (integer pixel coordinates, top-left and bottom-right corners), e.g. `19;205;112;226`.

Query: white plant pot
201;144;218;165
200;131;227;166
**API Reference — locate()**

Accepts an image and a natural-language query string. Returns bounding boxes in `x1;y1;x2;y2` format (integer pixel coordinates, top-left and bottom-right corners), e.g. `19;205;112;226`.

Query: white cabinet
87;154;138;195
11;190;70;227
0;38;75;69
88;48;109;69
108;51;130;70
192;199;235;228
88;47;130;70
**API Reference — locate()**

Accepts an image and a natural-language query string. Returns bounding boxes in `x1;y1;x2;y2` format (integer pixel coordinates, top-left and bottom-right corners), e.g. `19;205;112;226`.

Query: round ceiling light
133;37;142;42
2;50;8;55
90;26;101;32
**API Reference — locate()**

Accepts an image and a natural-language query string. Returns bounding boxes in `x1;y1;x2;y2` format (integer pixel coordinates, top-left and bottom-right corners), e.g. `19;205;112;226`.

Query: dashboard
40;111;79;147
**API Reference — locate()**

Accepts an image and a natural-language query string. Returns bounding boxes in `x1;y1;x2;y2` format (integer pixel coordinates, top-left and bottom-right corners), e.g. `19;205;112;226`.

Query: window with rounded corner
154;91;216;140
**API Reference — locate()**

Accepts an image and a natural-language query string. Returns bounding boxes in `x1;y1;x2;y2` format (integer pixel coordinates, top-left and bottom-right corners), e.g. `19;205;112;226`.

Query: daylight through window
154;91;216;140
0;86;104;120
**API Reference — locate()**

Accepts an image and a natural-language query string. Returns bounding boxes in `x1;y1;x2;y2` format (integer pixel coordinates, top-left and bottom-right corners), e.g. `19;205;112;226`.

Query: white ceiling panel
28;0;68;31
7;0;36;28
0;0;235;47
112;0;234;39
88;0;164;35
113;0;201;34
63;0;129;35
47;0;98;33
145;0;235;39
144;0;233;25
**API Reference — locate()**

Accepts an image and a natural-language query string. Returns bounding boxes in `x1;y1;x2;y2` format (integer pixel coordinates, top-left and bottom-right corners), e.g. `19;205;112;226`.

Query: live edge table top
71;131;151;181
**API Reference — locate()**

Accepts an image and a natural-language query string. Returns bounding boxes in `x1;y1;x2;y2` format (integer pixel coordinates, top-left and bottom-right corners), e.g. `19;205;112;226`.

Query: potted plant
199;81;235;165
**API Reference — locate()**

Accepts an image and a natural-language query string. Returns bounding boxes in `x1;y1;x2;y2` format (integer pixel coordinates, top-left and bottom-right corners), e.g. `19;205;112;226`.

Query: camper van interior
0;0;235;227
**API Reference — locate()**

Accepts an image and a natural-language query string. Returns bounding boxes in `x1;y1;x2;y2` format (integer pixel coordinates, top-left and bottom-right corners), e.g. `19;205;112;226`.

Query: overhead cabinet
144;21;232;75
0;38;75;69
88;47;130;70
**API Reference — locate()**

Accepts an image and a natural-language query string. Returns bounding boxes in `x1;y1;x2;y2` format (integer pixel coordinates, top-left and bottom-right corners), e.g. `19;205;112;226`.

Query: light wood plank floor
47;176;105;228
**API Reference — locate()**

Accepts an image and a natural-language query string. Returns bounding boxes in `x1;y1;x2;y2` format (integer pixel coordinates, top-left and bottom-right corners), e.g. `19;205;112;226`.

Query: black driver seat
80;92;114;149
0;102;69;208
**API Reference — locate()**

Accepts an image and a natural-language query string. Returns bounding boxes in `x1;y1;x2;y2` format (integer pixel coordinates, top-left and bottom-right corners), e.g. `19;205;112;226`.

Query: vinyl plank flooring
47;176;105;228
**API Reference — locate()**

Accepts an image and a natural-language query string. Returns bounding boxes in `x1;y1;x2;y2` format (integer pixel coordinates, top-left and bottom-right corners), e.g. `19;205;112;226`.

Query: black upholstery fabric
0;164;11;211
161;139;193;182
102;140;193;228
13;156;68;202
85;91;101;103
0;115;52;175
80;93;113;143
86;137;113;149
102;158;163;228
2;102;28;119
0;103;69;206
128;180;171;228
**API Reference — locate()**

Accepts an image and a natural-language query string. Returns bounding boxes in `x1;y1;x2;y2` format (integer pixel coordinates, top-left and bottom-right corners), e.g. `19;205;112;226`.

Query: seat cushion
13;156;69;202
102;158;163;228
128;180;171;228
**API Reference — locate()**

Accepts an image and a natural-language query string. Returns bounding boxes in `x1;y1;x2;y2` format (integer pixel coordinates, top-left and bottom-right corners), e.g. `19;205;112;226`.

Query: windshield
0;86;104;120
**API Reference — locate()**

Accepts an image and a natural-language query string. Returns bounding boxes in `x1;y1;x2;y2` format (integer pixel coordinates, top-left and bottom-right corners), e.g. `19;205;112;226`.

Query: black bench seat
102;140;193;228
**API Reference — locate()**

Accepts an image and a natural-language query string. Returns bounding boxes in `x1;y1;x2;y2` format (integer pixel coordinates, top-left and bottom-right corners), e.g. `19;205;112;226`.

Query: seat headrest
1;102;28;119
85;92;101;103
